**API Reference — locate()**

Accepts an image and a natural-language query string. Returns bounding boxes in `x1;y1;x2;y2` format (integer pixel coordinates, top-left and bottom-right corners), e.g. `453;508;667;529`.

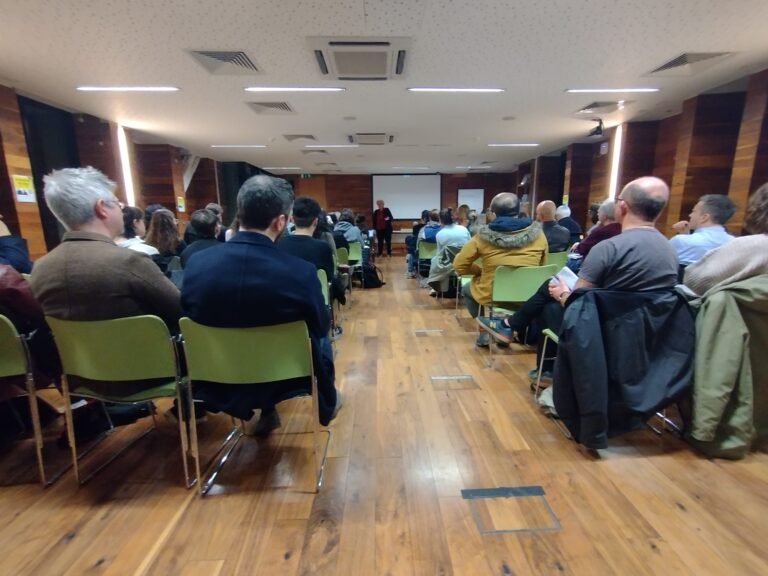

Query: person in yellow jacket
453;192;548;347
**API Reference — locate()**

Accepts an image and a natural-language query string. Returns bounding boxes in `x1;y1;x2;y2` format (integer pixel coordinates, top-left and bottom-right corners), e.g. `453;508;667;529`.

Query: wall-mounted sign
176;196;186;212
13;175;36;203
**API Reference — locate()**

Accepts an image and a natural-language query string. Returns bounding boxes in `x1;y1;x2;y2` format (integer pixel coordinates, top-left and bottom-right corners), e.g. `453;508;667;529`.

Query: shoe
475;332;490;348
407;272;416;279
429;289;438;298
248;408;281;437
165;401;208;426
477;316;512;340
527;368;553;387
333;325;343;337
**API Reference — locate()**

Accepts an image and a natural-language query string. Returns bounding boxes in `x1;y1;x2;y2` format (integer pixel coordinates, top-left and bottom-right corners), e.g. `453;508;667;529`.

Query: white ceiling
2;0;768;175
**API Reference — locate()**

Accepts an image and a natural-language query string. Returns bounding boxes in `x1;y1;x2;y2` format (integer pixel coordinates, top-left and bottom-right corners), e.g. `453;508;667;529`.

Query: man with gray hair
30;167;181;329
182;174;341;435
670;194;736;265
555;204;583;244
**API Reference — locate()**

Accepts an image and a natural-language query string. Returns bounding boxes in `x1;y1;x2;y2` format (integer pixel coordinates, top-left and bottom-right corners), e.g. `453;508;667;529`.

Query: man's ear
93;199;109;221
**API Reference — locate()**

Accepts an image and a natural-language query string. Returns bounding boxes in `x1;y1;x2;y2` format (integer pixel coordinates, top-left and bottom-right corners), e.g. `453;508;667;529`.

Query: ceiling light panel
565;88;659;93
408;88;504;93
244;87;345;92
76;86;179;92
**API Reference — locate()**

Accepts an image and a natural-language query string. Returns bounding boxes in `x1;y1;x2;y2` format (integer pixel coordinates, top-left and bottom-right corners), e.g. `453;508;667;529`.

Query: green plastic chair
0;315;51;485
336;247;349;266
46;315;193;486
178;318;331;495
416;239;437;260
546;251;569;270
347;242;365;288
317;268;330;307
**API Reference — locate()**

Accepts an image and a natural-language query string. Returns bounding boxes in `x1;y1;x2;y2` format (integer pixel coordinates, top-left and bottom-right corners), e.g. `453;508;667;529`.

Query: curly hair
745;182;768;234
145;209;179;255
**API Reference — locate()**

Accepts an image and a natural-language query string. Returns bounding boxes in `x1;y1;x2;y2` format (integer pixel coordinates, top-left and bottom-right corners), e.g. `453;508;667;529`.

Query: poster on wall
13;175;36;203
176;196;186;212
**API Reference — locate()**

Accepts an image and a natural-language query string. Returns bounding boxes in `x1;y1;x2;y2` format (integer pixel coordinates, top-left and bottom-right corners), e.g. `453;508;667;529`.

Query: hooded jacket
333;221;364;245
452;216;548;304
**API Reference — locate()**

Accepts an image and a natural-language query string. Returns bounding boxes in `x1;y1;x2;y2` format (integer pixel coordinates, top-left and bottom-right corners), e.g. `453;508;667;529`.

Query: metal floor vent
190;50;260;75
248;102;294;115
646;52;733;76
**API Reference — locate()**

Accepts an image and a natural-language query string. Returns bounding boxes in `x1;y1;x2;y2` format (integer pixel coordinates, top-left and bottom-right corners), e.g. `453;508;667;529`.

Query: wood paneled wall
185;158;219;215
652;115;681;187
728;68;768;232
564;144;593;229
73;114;123;199
326;174;373;223
665;93;746;232
134;144;188;232
619;121;659;189
533;155;565;208
0;85;46;259
588;128;614;209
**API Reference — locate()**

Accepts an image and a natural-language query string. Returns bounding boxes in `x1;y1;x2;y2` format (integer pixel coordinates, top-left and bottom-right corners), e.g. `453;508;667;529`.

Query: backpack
360;263;385;289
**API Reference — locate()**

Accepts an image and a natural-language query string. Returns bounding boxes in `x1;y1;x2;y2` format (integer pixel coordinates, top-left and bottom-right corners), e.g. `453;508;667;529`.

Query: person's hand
0;214;10;237
548;276;569;302
672;220;690;234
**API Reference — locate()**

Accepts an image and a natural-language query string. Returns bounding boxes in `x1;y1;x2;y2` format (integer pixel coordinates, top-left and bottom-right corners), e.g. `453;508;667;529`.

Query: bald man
536;200;570;252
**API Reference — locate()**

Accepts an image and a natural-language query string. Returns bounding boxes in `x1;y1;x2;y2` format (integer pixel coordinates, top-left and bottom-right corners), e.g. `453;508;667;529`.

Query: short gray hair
698;194;736;225
555;205;571;219
598;199;616;221
43;167;117;230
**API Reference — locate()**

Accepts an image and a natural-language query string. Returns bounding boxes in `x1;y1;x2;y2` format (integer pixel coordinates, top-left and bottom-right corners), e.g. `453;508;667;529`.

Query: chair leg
61;377;80;485
24;374;47;486
535;334;551;397
175;386;194;489
186;382;203;494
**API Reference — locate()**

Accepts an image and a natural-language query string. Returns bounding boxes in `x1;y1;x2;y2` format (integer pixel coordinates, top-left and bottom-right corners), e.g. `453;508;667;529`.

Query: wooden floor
1;256;767;575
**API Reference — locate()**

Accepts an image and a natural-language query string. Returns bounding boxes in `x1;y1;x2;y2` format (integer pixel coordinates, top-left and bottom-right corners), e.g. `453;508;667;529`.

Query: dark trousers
376;229;392;255
506;279;562;372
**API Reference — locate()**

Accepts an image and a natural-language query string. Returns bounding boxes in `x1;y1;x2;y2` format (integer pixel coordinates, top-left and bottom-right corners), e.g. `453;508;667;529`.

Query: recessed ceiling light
408;88;504;93
391;166;430;170
487;143;539;147
210;144;266;148
565;88;659;93
76;86;180;92
304;144;358;148
262;167;301;170
244;87;345;92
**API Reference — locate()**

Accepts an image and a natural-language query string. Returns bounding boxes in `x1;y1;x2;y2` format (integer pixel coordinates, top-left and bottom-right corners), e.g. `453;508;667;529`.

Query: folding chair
317;269;338;351
335;247;351;305
46;315;193;486
416;240;437;288
347;241;364;288
179;318;331;495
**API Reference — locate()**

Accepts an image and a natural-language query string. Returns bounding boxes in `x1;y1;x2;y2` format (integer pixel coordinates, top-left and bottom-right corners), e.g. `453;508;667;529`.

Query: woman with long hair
145;209;186;272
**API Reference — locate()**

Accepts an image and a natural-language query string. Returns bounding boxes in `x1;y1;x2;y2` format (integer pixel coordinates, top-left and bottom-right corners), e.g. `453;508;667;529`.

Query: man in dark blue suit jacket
181;175;340;433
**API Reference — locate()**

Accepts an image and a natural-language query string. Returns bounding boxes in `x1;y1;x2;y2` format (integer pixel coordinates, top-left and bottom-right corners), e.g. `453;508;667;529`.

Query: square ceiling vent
308;37;411;80
348;133;394;145
190;50;260;75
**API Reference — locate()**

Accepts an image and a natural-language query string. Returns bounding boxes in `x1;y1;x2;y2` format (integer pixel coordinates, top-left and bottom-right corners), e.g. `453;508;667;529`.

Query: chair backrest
547;251;569;270
336;247;349;265
348;242;363;262
491;264;558;305
46;315;176;382
417;240;437;259
179;318;312;385
317;269;330;306
0;315;27;378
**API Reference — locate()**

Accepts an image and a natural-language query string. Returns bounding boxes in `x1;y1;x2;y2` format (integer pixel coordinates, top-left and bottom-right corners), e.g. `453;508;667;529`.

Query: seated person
182;175;342;436
334;209;365;245
670;194;736;266
0;214;33;274
428;208;471;295
684;183;768;296
405;210;430;278
180;209;220;267
145;209;187;273
417;209;441;242
565;199;621;272
536;200;571;252
453;192;548;347
555;204;583;244
115;206;159;256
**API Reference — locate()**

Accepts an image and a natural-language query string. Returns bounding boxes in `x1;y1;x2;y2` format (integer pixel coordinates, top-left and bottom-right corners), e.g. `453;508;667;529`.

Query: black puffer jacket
553;288;695;449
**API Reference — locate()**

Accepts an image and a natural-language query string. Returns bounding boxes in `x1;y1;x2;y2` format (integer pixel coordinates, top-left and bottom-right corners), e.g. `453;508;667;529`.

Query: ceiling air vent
576;101;634;114
308;37;411;80
347;133;393;145
315;162;338;167
302;149;328;155
190;50;260;75
248;102;294;115
283;134;316;142
646;52;733;76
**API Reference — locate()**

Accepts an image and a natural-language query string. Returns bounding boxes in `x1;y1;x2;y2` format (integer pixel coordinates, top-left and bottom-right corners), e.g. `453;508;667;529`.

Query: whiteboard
458;189;484;213
372;174;441;219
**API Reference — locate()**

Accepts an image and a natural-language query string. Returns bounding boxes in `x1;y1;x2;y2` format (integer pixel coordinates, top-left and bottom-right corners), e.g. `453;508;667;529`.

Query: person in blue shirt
670;194;736;265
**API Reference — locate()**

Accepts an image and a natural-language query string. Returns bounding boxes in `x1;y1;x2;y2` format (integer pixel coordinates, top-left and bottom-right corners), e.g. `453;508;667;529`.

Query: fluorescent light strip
408;88;504;93
210;145;266;148
608;124;624;198
244;87;345;92
565;88;658;93
116;125;135;206
391;167;430;170
305;144;358;148
488;143;539;147
77;86;179;92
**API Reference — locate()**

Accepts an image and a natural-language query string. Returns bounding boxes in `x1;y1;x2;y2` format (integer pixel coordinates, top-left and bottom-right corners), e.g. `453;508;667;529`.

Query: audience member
670;194;736;265
555;204;583;244
0;214;33;273
684;183;768;295
435;208;470;252
278;197;335;287
180;209;220;267
143;203;165;230
566;199;621;271
406;210;430;278
182;175;341;435
536;200;570;252
225;215;240;241
454;192;547;346
428;208;470;296
30;167;181;348
417;209;441;242
456;204;470;227
586;202;601;235
313;209;339;256
334;209;365;245
145;209;187;272
372;199;394;257
116;206;159;256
